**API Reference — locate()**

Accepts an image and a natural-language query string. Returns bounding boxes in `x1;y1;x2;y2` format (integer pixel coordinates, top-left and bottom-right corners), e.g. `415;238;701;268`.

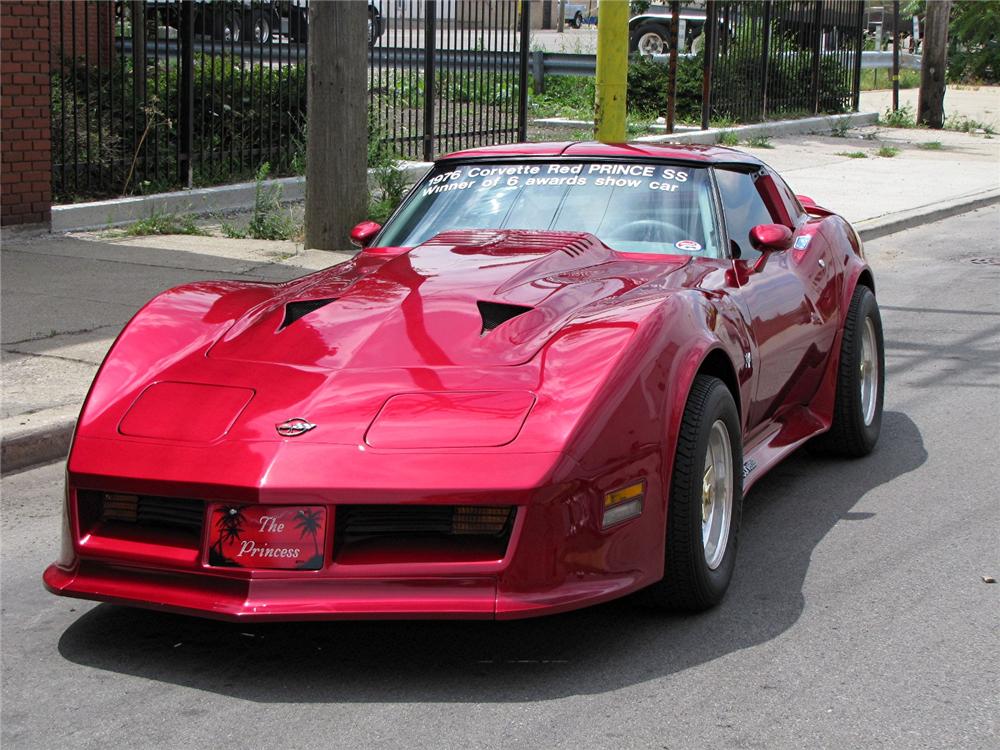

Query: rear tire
643;375;743;612
572;11;584;29
810;284;884;457
632;23;668;55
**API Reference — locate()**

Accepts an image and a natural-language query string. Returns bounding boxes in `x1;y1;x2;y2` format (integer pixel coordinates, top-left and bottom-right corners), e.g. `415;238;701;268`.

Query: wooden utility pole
305;1;368;250
917;0;951;128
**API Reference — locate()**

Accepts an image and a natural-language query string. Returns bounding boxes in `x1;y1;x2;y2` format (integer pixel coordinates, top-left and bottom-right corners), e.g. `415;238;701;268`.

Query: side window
715;169;777;261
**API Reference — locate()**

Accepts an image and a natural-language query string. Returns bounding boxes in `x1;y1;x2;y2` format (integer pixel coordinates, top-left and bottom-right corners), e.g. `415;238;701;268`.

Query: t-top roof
439;140;765;167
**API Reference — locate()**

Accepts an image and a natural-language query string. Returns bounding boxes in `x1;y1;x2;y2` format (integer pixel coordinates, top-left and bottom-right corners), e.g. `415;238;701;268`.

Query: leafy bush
626;53;704;122
222;163;298;241
948;0;1000;83
51;54;307;202
880;105;916;128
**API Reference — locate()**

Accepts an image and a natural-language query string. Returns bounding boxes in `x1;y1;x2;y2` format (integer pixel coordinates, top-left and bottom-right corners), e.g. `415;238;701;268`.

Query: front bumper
46;438;664;621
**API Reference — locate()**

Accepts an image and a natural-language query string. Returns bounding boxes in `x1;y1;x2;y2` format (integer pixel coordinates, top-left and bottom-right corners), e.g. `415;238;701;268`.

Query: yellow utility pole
594;0;629;142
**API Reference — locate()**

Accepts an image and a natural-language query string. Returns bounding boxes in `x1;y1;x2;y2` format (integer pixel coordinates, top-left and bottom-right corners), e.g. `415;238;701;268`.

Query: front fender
74;280;277;441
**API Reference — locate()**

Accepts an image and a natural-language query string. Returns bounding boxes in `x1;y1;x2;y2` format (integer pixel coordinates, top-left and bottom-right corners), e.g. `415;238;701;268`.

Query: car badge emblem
276;418;316;437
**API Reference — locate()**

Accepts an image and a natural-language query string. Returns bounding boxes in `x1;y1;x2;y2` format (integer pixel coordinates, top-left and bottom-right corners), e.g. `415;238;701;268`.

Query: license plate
207;505;326;570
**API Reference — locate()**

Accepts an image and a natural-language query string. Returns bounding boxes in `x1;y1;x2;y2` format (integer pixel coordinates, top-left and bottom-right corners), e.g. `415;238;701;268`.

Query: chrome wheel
860;316;879;426
701;419;733;570
638;31;666;55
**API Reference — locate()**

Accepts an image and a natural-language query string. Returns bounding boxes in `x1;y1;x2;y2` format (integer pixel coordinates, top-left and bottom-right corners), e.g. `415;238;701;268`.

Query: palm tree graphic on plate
209;506;245;566
294;508;324;569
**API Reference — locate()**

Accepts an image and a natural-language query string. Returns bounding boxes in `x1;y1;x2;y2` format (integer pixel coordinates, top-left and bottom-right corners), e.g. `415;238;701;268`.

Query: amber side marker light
602;481;645;529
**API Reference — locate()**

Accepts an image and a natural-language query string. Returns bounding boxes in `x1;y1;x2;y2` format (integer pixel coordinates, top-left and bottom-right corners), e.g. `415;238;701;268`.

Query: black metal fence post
810;1;823;115
851;0;865;112
179;0;194;188
700;0;716;130
422;0;437;162
760;0;772;121
666;0;679;134
518;0;530;142
892;0;900;111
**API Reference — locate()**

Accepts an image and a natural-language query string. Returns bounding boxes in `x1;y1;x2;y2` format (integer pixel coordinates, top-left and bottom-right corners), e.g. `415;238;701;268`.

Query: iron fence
50;0;529;203
704;0;865;124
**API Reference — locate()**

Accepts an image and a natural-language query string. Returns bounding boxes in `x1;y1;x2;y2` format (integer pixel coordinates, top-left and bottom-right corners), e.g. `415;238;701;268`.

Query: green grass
880;105;916;128
917;141;944;150
944;115;997;134
117;212;207;237
717;131;741;147
876;145;900;157
829;118;851;137
836;151;868;159
222;163;298;241
744;135;774;149
860;68;921;91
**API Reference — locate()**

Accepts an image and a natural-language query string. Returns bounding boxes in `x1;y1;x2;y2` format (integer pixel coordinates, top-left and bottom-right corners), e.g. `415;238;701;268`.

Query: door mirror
350;220;382;248
749;223;794;252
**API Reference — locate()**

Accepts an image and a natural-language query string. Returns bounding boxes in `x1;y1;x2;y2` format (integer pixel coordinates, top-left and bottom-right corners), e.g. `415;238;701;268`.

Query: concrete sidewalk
2;122;998;472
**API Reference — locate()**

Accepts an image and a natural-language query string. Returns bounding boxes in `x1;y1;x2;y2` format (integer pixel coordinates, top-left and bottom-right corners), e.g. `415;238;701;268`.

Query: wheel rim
860;316;879;426
638;32;665;55
255;19;269;43
701;419;733;570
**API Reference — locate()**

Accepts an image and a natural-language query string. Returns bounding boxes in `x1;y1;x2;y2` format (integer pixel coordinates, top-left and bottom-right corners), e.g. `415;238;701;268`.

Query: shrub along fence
50;0;529;203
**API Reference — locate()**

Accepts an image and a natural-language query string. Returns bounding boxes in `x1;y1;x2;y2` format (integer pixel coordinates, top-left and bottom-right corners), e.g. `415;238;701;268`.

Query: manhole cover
968;257;1000;266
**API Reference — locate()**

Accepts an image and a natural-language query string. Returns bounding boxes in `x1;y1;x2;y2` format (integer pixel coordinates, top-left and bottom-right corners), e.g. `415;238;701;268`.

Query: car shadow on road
56;411;926;703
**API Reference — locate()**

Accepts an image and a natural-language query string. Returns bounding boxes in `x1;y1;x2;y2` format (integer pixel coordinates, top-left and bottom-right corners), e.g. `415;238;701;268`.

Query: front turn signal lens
602;481;645;529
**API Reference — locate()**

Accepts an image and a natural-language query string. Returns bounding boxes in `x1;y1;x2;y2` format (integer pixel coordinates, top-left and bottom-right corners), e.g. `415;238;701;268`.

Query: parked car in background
123;0;383;47
629;5;708;55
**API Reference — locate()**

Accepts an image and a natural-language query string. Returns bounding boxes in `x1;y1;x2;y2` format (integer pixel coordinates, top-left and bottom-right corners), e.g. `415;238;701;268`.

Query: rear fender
809;217;876;425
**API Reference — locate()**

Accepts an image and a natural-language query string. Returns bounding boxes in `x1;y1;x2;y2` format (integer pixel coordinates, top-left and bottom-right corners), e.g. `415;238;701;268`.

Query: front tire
810;284;884;456
644;375;743;611
571;11;584;29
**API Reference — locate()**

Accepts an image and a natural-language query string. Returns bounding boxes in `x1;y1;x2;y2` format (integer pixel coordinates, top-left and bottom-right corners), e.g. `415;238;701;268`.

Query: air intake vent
477;300;532;333
92;491;204;534
281;298;335;329
336;505;514;539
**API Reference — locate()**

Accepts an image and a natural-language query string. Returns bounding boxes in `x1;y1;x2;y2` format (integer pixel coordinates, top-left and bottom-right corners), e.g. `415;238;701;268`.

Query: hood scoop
477;300;533;334
281;298;336;330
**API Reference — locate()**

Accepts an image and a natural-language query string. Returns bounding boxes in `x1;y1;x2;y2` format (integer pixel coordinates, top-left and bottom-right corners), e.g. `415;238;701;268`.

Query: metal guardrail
113;43;919;79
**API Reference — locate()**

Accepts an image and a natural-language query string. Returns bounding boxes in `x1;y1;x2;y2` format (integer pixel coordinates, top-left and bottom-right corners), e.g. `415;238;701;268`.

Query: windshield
377;161;723;257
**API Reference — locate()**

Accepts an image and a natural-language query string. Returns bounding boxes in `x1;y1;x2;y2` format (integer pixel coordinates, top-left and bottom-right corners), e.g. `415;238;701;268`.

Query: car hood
208;229;690;369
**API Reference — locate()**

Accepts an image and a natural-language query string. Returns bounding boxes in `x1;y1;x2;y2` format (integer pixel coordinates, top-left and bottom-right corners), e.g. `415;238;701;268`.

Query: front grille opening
281;298;336;329
334;505;515;564
78;490;204;547
477;301;532;334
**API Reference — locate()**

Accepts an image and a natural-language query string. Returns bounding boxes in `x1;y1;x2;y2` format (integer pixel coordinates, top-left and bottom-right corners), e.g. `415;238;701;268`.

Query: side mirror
747;224;793;273
350;220;382;248
749;223;794;252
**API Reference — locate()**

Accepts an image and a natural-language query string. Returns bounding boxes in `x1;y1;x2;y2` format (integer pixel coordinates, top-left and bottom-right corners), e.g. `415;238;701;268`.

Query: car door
715;167;841;430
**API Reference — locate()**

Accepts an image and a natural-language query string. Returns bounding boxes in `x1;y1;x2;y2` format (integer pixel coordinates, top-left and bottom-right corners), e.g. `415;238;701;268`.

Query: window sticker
674;240;703;252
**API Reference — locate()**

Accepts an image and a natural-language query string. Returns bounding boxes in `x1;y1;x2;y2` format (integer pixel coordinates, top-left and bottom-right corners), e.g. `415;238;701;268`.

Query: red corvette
45;142;884;621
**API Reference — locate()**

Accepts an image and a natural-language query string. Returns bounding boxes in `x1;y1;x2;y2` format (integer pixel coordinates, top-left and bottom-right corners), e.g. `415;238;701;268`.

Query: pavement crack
2;348;101;367
2;325;115;347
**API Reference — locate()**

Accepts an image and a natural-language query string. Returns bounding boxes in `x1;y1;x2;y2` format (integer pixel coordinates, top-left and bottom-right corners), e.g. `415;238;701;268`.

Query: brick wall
1;0;51;228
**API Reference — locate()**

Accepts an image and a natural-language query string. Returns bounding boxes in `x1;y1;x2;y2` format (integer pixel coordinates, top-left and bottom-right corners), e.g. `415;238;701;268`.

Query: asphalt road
2;208;998;749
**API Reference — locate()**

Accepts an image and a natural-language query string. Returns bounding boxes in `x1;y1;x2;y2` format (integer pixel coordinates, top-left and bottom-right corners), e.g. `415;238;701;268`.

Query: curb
6;187;998;475
854;188;1000;241
1;414;75;475
532;111;880;143
51;162;433;233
